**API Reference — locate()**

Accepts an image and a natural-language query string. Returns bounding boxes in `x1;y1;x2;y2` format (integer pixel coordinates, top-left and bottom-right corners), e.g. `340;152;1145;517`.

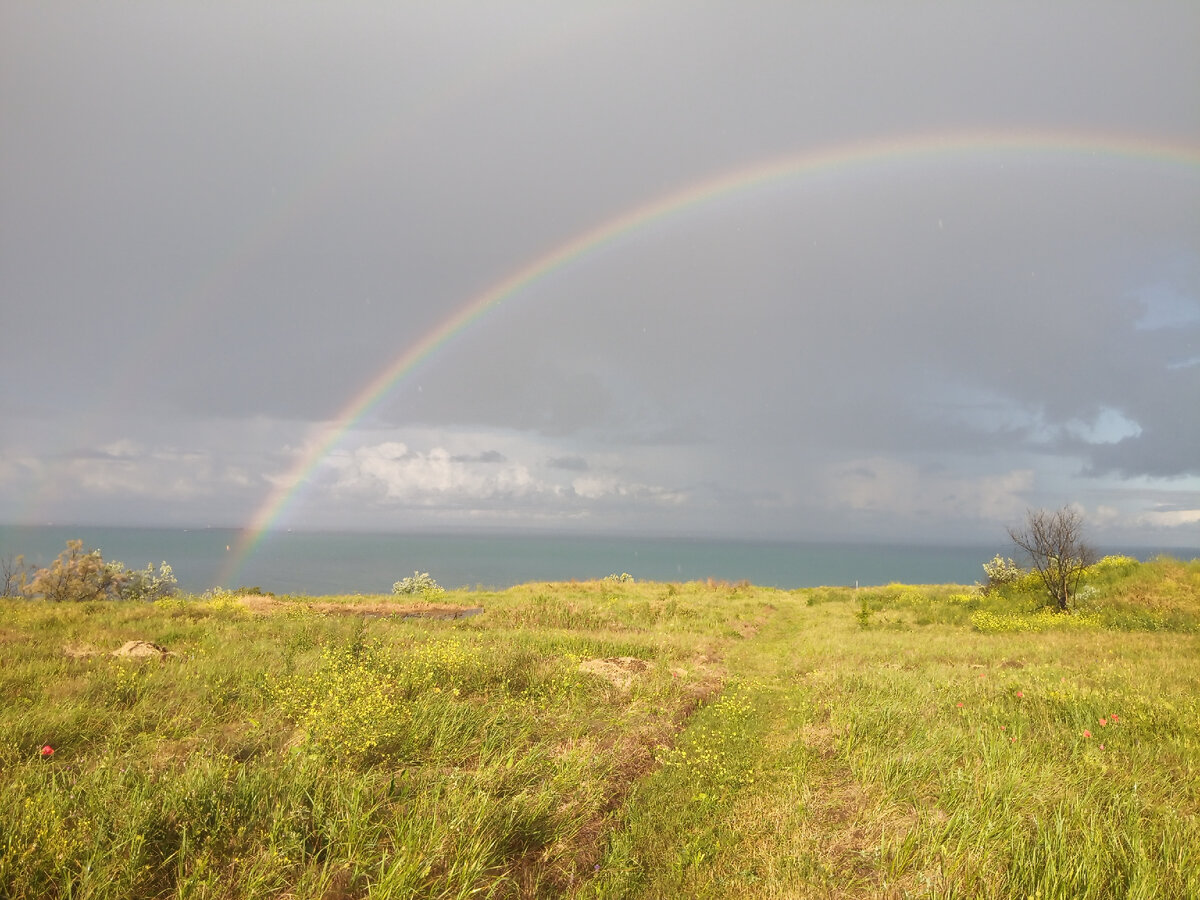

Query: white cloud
329;443;536;503
1;443;256;512
571;474;687;504
63;448;242;500
1133;507;1200;528
317;433;689;515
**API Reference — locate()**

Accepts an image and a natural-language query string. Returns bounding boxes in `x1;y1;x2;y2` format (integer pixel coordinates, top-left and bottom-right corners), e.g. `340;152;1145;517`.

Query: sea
1;525;1194;596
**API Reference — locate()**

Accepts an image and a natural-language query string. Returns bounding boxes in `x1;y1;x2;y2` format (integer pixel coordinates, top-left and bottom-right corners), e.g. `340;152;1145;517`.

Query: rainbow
220;128;1200;584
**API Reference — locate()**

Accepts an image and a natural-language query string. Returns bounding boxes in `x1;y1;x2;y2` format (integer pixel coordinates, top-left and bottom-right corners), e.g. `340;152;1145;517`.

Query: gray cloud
547;456;589;472
2;2;1198;545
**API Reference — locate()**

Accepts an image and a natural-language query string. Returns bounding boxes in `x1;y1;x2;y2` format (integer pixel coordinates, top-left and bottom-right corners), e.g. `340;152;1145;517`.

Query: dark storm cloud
2;1;1198;543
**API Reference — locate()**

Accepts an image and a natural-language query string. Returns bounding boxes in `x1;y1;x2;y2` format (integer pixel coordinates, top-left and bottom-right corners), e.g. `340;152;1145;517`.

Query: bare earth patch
112;640;177;659
62;642;102;659
578;656;651;690
65;640;178;660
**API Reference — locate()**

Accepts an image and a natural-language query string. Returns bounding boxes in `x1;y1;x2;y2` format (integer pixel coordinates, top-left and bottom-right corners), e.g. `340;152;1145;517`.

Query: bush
25;540;127;603
981;554;1023;592
392;571;445;596
114;561;178;602
1088;555;1141;579
23;541;179;603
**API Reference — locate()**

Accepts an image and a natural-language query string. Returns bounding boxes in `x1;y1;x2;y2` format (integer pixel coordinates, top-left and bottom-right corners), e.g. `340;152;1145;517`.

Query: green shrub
392;571;445;596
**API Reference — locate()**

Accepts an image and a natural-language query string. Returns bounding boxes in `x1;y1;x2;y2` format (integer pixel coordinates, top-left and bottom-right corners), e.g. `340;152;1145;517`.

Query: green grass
1;557;1197;898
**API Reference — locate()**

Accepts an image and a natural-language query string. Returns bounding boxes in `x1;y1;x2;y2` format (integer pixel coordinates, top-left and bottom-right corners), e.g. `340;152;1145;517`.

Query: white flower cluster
981;554;1022;590
392;571;445;596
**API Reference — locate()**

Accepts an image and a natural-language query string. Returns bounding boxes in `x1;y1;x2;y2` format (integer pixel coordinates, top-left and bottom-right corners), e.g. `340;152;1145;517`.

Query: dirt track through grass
583;570;1200;899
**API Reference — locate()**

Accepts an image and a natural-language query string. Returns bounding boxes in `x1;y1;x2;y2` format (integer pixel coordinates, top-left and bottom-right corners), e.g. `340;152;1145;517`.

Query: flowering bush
111;561;178;602
981;555;1023;592
392;571;445;596
1088;555;1140;578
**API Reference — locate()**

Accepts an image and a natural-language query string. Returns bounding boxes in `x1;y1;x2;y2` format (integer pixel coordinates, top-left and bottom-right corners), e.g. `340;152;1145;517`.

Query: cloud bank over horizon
2;2;1198;548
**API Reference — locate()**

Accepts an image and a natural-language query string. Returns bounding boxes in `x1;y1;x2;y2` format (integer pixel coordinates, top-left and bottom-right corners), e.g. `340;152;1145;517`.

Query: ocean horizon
1;524;1195;596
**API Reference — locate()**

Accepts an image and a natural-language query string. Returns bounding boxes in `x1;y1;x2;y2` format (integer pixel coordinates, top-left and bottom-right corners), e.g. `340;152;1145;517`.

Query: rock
111;640;173;659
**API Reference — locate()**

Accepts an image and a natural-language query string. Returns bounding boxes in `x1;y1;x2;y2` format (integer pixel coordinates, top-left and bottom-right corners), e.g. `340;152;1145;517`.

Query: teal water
1;525;1193;596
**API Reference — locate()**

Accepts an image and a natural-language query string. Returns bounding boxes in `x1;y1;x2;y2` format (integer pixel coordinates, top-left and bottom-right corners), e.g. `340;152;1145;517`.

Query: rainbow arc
220;129;1200;585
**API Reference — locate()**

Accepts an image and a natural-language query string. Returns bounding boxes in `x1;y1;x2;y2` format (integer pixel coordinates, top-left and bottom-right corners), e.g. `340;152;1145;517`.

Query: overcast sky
2;2;1198;546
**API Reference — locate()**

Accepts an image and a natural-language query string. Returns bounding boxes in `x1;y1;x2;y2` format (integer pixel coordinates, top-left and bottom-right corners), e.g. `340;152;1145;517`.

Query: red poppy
40;745;54;757
1083;730;1092;738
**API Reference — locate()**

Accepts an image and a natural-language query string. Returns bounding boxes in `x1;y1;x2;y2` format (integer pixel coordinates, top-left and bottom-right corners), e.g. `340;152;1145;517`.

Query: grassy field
1;556;1197;898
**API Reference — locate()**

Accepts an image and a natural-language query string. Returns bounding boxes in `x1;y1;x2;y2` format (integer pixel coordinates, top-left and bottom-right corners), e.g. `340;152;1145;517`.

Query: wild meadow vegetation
1;554;1198;898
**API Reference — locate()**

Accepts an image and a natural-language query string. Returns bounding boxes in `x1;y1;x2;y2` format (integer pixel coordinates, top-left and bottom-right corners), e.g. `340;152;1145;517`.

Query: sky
1;2;1198;548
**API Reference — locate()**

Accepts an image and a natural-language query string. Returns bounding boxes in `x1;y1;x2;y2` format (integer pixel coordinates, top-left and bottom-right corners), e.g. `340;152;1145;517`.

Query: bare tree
2;553;32;597
1007;507;1097;612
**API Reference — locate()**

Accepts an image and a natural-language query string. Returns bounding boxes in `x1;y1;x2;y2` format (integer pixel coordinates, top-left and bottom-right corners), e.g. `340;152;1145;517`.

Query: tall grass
0;580;767;898
1;556;1196;897
583;555;1200;899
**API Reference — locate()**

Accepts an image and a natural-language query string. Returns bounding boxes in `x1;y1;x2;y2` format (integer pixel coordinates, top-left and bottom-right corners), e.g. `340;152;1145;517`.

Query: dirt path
578;596;935;899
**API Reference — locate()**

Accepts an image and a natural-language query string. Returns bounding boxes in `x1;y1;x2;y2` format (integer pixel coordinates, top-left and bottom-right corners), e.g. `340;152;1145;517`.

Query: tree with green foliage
1008;506;1097;612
